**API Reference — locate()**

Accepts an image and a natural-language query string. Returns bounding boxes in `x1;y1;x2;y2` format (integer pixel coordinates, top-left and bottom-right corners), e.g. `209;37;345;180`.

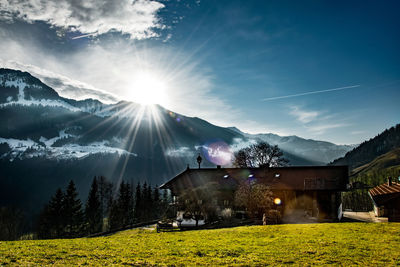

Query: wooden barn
160;165;349;223
369;177;400;222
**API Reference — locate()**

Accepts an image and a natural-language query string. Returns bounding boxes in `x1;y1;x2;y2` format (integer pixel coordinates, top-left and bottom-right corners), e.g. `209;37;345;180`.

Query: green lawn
1;223;400;266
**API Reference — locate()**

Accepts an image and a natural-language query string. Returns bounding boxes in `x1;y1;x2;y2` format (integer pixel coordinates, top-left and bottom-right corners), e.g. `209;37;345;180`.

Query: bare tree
177;184;218;226
233;142;288;168
234;182;274;219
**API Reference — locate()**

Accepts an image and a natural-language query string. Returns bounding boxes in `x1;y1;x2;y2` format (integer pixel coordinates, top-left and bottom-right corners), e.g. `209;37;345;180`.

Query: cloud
0;60;120;104
0;0;165;39
289;106;319;123
165;147;194;158
305;123;349;135
288;106;349;135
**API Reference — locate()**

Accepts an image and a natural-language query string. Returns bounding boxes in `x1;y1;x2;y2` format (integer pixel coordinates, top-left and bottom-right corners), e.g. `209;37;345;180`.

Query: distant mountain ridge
228;127;355;165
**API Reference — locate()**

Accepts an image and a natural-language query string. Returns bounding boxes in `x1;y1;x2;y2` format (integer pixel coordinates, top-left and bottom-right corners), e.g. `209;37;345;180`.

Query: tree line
37;176;170;239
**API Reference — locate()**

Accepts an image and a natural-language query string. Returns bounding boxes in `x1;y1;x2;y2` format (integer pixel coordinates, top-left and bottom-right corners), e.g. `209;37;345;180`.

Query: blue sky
0;0;399;144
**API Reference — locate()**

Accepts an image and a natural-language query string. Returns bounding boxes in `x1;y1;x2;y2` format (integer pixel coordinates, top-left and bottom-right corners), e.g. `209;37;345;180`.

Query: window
198;199;203;205
223;200;230;206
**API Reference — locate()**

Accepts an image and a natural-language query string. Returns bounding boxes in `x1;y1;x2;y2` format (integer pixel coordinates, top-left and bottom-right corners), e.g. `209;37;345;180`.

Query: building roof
160;165;349;193
369;182;400;206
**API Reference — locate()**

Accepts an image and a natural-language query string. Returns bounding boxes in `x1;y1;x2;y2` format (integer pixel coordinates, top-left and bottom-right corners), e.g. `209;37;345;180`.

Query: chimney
388;176;393;186
217;165;221;169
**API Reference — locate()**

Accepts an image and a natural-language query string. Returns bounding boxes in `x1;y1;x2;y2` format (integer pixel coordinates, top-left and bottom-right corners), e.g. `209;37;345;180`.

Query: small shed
369;177;400;222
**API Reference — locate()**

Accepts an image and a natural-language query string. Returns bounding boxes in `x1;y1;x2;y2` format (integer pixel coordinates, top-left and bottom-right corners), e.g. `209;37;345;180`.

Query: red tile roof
369;182;400;197
369;182;400;206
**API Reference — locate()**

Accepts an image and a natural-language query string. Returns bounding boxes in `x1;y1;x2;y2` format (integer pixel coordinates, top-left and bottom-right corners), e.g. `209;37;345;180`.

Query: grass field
1;223;400;266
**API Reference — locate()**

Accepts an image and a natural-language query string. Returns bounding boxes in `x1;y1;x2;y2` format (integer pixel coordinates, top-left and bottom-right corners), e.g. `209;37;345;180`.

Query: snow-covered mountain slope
0;68;354;164
0;136;136;161
0;69;242;163
0;69;141;118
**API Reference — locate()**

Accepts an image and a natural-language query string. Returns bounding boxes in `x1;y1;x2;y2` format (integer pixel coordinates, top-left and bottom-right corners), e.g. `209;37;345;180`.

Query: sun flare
129;71;168;106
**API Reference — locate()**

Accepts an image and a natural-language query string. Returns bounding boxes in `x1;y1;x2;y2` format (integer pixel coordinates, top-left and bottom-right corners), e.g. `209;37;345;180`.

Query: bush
265;209;282;224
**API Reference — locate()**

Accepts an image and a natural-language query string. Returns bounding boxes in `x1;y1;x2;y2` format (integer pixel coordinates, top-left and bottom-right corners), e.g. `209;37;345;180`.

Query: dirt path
343;211;388;222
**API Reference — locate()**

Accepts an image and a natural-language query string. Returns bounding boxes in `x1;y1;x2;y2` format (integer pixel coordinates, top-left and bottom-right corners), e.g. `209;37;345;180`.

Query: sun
129;71;168;106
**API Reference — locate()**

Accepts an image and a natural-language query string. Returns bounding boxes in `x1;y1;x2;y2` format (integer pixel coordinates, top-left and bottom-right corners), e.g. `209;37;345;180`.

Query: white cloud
288;106;349;136
165;147;194;158
0;0;165;39
305;123;349;135
290;106;320;123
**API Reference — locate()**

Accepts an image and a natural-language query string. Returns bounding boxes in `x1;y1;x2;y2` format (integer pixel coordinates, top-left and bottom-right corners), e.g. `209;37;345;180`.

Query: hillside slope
331;124;400;170
347;147;400;188
351;147;400;177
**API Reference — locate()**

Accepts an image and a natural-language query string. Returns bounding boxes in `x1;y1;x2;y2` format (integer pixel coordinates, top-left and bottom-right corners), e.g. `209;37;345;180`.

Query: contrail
71;32;96;40
261;85;361;101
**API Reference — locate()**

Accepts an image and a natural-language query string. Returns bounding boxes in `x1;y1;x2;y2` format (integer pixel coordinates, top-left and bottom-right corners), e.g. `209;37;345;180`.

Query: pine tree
134;182;142;222
142;182;153;221
52;188;66;237
109;181;134;229
64;180;84;237
142;182;148;221
108;197;121;230
119;181;134;226
85;177;102;234
37;204;52;239
98;176;113;222
153;186;161;219
37;188;65;238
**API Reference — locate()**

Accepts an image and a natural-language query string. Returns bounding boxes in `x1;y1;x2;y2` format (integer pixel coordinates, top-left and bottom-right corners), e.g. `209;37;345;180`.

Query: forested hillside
334;124;400;211
331;124;400;169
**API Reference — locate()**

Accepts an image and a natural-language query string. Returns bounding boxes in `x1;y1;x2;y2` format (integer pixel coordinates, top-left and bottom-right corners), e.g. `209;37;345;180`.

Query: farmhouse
369;177;400;222
160;165;349;224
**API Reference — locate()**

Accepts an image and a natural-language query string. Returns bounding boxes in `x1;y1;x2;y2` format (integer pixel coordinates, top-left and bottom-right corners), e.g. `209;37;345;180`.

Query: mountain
0;68;354;217
228;127;355;164
350;147;400;181
331;124;400;170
